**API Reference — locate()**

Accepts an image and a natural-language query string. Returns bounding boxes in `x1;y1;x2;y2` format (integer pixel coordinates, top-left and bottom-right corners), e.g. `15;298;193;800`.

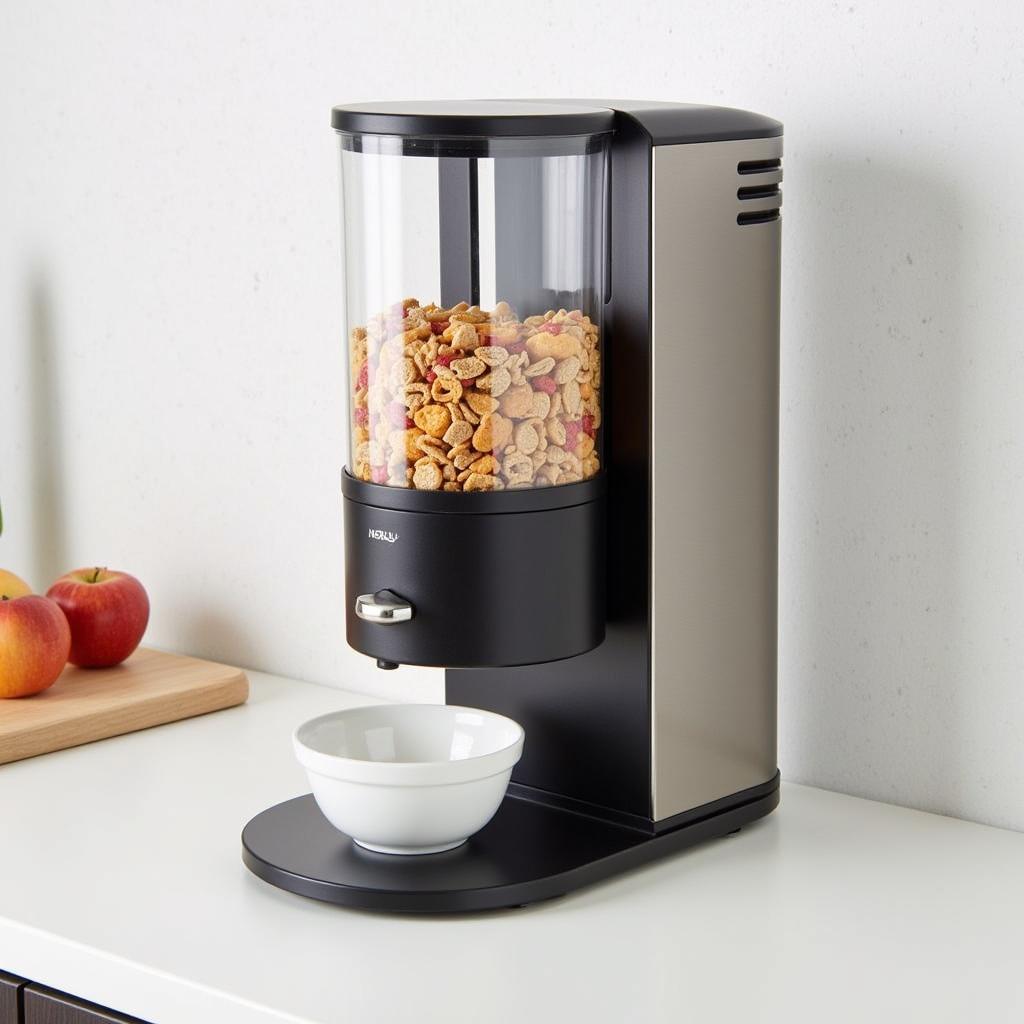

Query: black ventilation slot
737;183;780;201
737;209;780;226
737;158;781;175
736;155;782;225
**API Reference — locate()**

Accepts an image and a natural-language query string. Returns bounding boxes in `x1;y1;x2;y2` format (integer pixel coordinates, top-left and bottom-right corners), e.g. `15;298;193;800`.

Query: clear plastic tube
340;131;608;492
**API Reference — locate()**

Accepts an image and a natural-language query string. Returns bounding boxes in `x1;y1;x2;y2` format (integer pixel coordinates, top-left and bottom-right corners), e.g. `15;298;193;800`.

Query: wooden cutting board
0;647;249;766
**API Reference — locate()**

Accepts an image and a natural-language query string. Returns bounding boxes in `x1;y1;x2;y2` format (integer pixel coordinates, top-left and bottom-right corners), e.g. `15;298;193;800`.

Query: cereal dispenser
243;100;783;911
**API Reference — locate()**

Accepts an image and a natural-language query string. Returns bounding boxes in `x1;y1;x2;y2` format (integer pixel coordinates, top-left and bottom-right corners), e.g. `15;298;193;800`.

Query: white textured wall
2;0;1022;830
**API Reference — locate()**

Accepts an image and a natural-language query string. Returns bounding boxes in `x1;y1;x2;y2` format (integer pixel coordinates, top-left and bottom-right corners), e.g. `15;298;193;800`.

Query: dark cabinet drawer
0;972;26;1024
23;985;149;1024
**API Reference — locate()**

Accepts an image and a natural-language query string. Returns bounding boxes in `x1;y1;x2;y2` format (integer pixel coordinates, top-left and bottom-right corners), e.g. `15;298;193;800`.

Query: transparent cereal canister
336;102;609;494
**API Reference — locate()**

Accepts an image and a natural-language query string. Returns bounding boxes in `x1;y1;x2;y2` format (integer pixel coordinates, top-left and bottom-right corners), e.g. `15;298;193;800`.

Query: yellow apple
0;569;32;600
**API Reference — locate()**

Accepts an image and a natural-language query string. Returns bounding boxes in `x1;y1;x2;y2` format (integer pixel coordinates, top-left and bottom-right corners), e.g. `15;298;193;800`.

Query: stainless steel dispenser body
649;135;781;817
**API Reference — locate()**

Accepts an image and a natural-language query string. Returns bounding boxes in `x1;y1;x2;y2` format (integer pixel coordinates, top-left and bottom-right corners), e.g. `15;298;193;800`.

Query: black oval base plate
241;779;780;914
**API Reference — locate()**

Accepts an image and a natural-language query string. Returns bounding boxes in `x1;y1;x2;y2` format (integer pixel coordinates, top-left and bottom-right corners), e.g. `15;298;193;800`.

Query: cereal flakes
350;300;600;490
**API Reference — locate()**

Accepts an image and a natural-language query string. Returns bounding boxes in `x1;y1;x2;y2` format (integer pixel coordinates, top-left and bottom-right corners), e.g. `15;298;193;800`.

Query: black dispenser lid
331;100;616;139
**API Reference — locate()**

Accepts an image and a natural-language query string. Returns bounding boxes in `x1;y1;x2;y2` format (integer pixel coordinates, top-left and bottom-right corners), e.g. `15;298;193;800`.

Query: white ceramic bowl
293;704;525;855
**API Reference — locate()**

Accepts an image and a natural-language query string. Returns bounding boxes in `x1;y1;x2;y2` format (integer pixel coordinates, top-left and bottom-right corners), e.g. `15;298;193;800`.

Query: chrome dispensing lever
354;590;413;625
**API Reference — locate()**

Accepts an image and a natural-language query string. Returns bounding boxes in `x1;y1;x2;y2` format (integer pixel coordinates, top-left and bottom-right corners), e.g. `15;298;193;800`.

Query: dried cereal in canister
413;403;452;438
443;420;474;447
412;461;443;491
499;383;534;419
348;297;600;491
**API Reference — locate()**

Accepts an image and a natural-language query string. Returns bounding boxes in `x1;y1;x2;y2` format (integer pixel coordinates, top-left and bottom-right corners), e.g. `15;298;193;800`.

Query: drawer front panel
23;985;149;1024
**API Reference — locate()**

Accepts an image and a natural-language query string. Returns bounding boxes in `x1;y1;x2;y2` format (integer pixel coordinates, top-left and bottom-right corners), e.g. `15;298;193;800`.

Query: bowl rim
293;703;525;786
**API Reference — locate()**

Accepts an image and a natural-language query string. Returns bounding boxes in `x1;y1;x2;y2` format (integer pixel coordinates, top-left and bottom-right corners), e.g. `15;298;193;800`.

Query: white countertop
1;668;1022;1024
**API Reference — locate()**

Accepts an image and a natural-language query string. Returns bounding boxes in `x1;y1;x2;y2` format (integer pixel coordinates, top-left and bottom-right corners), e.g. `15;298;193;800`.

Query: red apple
46;568;150;668
0;594;71;698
